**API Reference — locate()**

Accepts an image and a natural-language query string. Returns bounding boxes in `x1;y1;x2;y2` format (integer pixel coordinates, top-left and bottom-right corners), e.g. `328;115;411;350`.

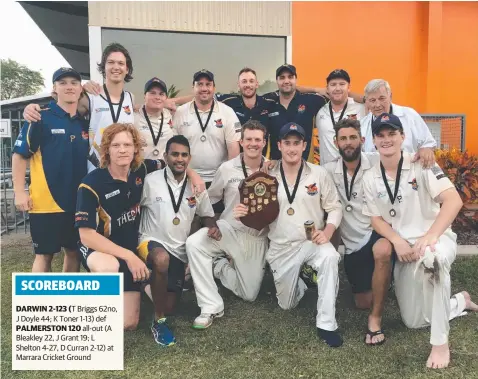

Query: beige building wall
88;1;291;36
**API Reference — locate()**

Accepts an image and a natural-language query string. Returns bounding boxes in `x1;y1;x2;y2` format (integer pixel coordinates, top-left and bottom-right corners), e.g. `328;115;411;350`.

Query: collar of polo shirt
188;99;219;114
372;151;412;178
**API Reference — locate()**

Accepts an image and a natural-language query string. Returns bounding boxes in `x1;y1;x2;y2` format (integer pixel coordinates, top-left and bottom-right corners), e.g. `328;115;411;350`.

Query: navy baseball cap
279;122;306;140
144;77;167;94
52;67;81;83
193;69;215;84
326;69;350;83
372;113;403;135
276;64;297;78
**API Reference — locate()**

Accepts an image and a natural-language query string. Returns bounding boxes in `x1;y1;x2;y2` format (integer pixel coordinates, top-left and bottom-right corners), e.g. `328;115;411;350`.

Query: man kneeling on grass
362;113;478;369
138;135;219;346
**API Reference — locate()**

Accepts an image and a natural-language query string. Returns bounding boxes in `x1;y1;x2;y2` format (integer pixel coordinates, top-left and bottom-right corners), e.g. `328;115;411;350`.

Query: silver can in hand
304;220;315;241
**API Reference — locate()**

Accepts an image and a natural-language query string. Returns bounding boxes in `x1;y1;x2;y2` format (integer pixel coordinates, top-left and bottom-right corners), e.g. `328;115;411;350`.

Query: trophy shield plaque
238;171;280;231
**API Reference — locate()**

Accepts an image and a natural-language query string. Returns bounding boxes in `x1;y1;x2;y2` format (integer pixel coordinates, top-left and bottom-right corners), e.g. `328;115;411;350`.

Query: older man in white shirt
360;79;436;167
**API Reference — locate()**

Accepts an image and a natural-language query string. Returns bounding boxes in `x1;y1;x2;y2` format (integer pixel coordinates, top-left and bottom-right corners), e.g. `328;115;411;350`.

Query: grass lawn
1;236;477;379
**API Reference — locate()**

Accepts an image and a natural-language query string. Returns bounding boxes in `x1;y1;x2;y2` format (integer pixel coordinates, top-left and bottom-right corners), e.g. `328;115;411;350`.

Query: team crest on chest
135;177;142;186
215;119;223;128
187;196;197;208
123;105;132;115
305;183;318;195
298;104;306;113
409;178;418;191
81;130;89;140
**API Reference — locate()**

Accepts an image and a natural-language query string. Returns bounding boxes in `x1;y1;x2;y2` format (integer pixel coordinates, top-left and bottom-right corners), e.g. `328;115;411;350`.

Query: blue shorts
29;212;78;254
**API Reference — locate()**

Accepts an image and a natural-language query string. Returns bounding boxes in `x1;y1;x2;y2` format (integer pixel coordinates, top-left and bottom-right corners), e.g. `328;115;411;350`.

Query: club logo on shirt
95;107;110;113
377;191;387;199
236;112;245;117
135;177;142;186
215;119;224;128
81;130;89;140
117;203;140;227
305;183;318;195
409;178;418;190
187;196;197;208
260;109;269;115
123;105;132;115
298;104;306;113
347;114;358;120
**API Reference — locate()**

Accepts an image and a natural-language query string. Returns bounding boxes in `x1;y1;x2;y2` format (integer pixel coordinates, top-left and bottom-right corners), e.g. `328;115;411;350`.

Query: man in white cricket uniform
173;69;241;186
360;79;436;163
135;77;175;159
316;69;366;165
186;120;269;329
138;135;219;346
267;122;343;348
362;113;478;369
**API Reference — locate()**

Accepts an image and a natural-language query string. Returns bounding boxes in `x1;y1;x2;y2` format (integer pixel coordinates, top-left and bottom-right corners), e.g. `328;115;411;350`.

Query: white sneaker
192;311;224;329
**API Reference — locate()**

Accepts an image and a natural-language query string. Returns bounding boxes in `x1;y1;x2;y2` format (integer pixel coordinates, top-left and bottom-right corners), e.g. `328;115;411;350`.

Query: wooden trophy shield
238;171;279;231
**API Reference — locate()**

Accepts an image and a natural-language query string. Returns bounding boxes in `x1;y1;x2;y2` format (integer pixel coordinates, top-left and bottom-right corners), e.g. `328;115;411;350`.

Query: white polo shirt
362;152;456;244
87;91;134;172
208;155;268;238
324;153;380;254
172;100;241;182
316;98;366;165
360;103;437;153
267;162;343;251
139;167;215;262
134;107;175;159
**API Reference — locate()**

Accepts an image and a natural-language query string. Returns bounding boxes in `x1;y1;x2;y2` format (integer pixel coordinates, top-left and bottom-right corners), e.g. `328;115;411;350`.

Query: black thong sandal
364;329;386;346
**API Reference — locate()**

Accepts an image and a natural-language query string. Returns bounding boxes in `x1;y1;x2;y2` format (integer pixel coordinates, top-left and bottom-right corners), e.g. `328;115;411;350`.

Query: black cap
276;64;297;78
52;67;81;83
279;122;306;140
372;113;403;135
193;69;214;84
144;77;167;94
326;69;350;84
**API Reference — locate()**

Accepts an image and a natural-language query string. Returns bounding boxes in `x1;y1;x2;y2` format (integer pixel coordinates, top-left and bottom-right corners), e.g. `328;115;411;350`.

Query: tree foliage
167;84;181;98
1;59;44;100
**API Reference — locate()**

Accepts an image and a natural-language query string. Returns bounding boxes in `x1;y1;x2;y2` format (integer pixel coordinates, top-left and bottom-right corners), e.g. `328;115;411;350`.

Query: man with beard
267;122;343;347
262;65;328;161
316;69;366;165
172;70;241;187
362;113;478;368
138;135;218;345
360;79;436;167
186;120;269;329
23;43;136;172
324;118;391;346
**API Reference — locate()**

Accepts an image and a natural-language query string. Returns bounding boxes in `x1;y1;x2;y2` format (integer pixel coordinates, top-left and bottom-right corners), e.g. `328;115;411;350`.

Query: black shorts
78;242;142;292
30;212;78;254
343;231;385;294
138;240;186;294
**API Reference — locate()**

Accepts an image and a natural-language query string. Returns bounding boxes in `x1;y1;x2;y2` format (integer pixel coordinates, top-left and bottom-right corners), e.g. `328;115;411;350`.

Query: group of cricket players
13;42;477;370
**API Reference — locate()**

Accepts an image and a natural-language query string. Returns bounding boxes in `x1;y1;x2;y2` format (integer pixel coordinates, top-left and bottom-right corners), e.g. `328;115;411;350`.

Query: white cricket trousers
267;241;340;331
186;220;268;314
394;234;467;345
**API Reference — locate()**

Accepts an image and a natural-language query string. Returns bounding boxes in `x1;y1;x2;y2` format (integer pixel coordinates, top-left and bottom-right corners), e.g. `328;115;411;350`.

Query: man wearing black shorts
12;67;88;273
138;135;218;346
75;123;163;330
323;119;392;346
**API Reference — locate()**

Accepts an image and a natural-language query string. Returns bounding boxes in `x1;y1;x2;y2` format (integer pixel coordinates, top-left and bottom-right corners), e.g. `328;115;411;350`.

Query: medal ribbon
164;169;188;215
103;84;125;123
279;161;304;206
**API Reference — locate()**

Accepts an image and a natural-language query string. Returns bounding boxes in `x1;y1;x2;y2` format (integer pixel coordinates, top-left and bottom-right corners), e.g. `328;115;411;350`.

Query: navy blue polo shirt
216;94;279;155
75;160;159;253
263;91;327;160
13;100;89;213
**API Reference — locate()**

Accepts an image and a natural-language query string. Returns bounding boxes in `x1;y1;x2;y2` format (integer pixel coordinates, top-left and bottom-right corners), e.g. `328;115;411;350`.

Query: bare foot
426;344;450;369
365;315;385;345
462;291;478;311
